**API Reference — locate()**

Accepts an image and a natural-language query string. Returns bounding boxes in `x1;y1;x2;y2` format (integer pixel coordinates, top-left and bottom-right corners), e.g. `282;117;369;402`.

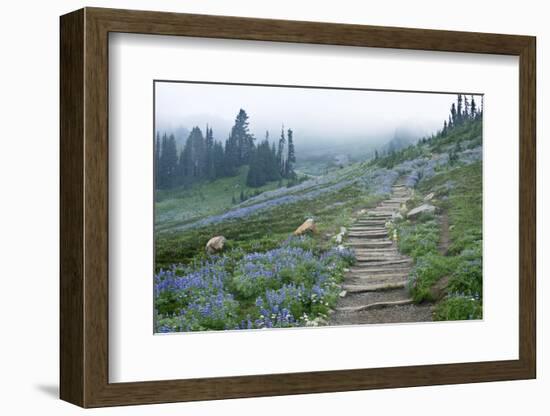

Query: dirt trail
329;180;433;326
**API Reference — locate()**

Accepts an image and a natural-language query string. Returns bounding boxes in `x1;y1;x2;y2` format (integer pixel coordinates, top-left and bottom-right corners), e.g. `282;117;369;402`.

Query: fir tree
457;94;463;124
229;109;255;165
180;127;206;181
286;128;296;178
277;125;286;177
450;103;458;126
470;95;477;119
159;133;178;188
155;132;161;189
204;125;215;179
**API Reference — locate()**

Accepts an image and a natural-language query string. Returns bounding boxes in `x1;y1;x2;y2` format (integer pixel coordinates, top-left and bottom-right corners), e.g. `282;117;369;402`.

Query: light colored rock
334;226;347;244
205;236;226;254
339;290;347;298
294;218;317;236
424;192;435;201
392;212;403;221
407;204;436;218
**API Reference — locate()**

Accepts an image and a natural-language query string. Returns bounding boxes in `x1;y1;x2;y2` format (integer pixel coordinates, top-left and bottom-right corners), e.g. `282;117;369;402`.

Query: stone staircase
329;181;433;326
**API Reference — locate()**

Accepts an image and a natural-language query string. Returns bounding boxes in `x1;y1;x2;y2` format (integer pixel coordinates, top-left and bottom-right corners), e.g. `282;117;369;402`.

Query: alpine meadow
153;81;483;333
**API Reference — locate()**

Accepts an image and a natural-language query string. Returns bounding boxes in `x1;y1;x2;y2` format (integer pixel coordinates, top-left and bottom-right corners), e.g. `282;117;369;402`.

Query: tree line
155;109;296;190
373;94;483;168
441;93;483;136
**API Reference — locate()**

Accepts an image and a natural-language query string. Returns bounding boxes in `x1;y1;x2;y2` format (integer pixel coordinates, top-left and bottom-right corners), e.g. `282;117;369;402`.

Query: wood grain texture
59;7;537;408
59;8;84;407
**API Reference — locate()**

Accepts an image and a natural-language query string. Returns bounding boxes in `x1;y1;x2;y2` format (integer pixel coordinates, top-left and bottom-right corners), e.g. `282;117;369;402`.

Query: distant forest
156;109;296;190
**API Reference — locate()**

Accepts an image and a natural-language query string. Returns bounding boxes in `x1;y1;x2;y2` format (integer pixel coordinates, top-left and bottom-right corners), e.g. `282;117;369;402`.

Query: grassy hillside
155;166;290;232
154;116;483;331
380;118;483;321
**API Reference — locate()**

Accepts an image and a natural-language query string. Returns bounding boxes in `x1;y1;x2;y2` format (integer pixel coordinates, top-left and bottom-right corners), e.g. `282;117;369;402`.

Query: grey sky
155;81;477;147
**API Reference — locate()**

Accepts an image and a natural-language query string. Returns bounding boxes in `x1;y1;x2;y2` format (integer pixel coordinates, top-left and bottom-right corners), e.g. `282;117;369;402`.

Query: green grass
394;161;483;320
155;166;288;232
155;182;381;269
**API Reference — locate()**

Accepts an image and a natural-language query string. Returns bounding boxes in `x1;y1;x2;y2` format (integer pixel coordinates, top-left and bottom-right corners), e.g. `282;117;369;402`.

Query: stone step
353;250;401;256
354;221;387;226
349;227;387;232
355;258;413;266
336;298;414;312
355;256;407;262
349;265;411;274
353;247;397;252
348;234;390;238
347;274;410;286
342;281;408;293
347;241;394;248
366;213;394;218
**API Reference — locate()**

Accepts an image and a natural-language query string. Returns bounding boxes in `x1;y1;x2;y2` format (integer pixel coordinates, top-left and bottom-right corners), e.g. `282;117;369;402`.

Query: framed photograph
60;7;536;408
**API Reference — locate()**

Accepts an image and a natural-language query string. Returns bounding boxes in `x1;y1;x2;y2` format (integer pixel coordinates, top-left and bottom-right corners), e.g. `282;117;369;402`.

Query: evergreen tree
457;94;463;124
463;95;469;120
470;95;477;119
286;128;296;178
229;109;255;165
180;127;206;182
247;138;281;187
155;132;161;189
450;103;457;126
212;141;225;178
442;120;448;136
277;125;286;177
159;133;178;188
204;125;215;179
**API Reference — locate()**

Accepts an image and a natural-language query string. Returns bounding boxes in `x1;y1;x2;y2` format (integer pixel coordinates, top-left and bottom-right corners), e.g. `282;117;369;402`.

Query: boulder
334;227;347;244
205;236;226;254
294;218;317;236
392;212;403;221
407;204;436;218
424;192;435;201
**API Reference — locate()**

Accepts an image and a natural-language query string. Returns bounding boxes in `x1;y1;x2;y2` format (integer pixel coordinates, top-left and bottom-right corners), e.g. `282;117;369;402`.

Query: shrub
434;294;482;321
408;253;458;302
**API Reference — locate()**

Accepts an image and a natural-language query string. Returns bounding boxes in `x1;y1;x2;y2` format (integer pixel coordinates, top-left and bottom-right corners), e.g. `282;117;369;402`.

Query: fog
155;81;467;151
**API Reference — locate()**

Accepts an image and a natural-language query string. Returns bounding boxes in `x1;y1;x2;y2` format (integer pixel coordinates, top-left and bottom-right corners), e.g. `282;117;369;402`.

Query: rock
392;212;403;221
294;218;317;236
424;192;435;201
334;227;347;244
339;290;347;298
205;236;226;254
407;204;436;218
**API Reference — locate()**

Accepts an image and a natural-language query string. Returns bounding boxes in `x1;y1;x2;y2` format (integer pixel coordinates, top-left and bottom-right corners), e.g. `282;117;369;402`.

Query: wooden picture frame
60;7;536;408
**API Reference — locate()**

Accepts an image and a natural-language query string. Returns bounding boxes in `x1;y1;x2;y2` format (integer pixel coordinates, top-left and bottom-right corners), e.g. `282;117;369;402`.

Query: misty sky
155;81;477;147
